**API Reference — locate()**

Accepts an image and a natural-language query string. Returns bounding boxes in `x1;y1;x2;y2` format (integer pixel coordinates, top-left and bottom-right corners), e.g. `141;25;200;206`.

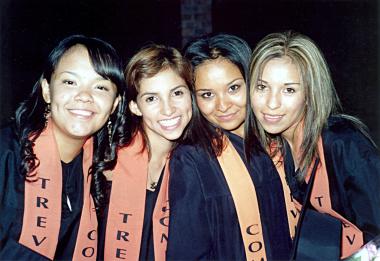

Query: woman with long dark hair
0;34;125;260
167;34;293;260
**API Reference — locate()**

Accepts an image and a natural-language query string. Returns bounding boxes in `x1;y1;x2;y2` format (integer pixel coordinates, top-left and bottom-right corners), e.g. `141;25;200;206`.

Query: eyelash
229;84;240;93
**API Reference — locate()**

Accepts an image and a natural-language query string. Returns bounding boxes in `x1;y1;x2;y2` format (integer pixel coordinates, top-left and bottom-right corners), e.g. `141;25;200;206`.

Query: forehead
261;57;300;80
194;58;242;83
55;45;91;71
138;68;186;93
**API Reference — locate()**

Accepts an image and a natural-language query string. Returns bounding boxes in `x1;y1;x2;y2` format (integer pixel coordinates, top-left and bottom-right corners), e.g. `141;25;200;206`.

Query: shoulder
0;125;20;155
171;143;210;162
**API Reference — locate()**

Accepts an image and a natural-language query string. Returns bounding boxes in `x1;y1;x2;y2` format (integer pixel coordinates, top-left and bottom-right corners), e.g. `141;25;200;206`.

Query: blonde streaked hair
249;31;342;177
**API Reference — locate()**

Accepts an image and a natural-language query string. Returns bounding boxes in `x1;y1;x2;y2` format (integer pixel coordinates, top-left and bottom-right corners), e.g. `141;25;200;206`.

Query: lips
159;116;181;130
68;109;94;118
263;113;283;123
216;112;237;122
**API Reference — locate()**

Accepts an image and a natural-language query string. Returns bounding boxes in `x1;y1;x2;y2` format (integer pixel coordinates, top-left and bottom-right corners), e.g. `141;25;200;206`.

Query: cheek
196;98;214;115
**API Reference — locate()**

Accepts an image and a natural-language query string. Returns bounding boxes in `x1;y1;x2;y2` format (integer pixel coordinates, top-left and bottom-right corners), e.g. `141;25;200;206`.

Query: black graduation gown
284;116;380;244
0;126;84;260
167;132;292;260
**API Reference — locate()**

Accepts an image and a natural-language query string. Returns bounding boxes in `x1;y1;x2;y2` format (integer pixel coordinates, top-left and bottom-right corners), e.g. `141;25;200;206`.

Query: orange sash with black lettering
104;133;169;260
274;138;364;259
217;137;267;261
19;120;98;260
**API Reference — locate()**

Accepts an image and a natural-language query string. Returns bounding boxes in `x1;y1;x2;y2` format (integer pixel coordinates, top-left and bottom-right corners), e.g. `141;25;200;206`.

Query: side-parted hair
184;33;254;156
247;30;371;177
124;44;193;152
14;34;126;210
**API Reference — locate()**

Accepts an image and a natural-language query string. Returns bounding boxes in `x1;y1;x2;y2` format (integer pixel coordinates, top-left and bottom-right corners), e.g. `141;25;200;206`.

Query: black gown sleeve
167;146;213;260
323;121;380;242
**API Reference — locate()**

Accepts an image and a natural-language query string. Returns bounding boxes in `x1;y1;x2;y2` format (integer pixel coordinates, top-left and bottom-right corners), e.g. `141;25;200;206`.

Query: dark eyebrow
139;84;188;98
227;77;244;86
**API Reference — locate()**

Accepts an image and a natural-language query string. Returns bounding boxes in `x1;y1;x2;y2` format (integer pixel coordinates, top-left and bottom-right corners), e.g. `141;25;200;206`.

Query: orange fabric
19;120;97;260
217;137;267;261
104;133;169;260
152;161;170;261
309;138;363;259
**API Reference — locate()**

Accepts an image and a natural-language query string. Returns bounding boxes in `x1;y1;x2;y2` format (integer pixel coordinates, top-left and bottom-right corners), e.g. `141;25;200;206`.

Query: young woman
0;35;125;260
98;44;192;261
167;34;293;260
249;31;380;259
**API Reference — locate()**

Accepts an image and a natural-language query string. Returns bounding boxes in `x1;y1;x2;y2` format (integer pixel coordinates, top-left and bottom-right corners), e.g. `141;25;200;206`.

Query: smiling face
194;58;246;137
129;68;192;145
42;45;119;143
251;56;306;141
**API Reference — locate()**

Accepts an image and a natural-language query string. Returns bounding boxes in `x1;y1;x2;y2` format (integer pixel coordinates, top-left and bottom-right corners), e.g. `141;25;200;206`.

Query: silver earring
107;119;112;147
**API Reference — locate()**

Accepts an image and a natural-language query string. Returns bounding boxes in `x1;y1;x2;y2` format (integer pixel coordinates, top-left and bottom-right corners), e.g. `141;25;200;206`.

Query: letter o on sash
248;241;263;253
82;247;95;257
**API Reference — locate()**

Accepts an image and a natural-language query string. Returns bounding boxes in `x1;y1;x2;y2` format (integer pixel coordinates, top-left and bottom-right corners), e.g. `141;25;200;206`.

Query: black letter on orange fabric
246;224;259;235
39;177;50;189
346;234;356;245
87;229;96;240
82;247;95;257
314;196;324;207
32;235;47;246
37;196;48;209
36;216;47;228
117;230;129;241
119;213;132;223
248;241;263;253
116;248;127;259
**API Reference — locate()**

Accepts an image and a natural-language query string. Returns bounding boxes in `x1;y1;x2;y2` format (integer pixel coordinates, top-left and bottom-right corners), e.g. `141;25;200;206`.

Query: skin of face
194;58;246;137
129;68;192;145
251;56;306;142
41;45;120;144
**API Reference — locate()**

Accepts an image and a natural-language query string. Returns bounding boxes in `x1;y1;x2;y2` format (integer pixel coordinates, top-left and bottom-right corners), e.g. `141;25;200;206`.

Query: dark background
1;0;379;144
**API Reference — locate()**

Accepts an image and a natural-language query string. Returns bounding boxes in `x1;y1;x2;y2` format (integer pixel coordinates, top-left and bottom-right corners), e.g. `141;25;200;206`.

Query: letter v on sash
32;235;47;246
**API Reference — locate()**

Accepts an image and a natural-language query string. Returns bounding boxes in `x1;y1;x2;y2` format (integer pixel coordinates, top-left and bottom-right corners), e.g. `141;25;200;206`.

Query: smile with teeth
69;109;94;117
159;116;181;128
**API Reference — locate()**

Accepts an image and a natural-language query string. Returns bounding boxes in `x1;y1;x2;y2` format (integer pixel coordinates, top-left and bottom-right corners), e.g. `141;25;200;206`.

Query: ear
41;79;51;103
111;95;121;114
129;100;142;116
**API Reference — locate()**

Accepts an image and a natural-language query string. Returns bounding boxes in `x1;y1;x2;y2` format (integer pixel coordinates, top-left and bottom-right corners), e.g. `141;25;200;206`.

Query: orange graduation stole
217;137;267;261
104;133;169;260
19;120;98;260
274;138;364;259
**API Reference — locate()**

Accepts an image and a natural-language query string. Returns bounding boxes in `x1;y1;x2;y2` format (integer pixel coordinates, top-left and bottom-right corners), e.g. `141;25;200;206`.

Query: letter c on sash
246;224;259;235
87;229;96;240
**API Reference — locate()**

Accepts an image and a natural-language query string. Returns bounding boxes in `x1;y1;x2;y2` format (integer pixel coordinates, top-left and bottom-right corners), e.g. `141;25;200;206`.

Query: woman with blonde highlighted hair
248;31;380;259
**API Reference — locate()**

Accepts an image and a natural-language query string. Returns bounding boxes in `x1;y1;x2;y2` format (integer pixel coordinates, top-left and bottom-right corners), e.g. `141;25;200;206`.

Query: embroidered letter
32;235;47;246
314;196;324;207
119;212;132;223
87;229;96;240
346;234;356;245
39;177;50;189
36;216;47;228
248;241;263;253
342;222;350;228
116;248;127;259
159;216;169;227
160;233;168;243
116;230;129;241
82;247;95;257
246;224;259;235
37;196;49;209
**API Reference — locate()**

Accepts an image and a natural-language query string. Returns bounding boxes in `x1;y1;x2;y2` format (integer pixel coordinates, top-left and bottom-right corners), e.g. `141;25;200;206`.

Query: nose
75;88;94;103
267;91;280;110
216;94;231;112
161;99;175;116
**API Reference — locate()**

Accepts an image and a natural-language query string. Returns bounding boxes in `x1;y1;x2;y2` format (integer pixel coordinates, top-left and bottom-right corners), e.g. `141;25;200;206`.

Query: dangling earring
107;119;112;148
44;103;51;127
